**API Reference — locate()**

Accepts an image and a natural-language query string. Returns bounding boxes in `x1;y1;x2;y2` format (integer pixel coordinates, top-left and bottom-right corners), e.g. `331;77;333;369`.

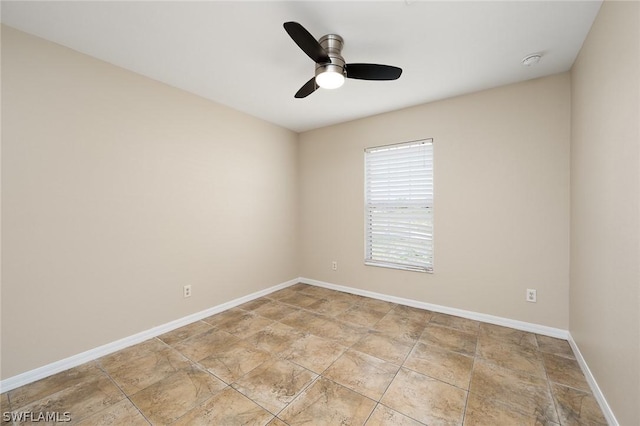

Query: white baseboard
299;277;568;339
0;277;299;393
567;333;618;426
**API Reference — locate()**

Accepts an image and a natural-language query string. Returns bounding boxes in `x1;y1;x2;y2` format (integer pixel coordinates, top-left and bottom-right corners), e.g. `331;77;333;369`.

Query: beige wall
570;1;640;424
299;73;571;329
1;26;299;379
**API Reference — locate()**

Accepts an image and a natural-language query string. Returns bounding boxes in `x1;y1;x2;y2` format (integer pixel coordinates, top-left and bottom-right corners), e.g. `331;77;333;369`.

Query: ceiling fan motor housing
315;34;345;77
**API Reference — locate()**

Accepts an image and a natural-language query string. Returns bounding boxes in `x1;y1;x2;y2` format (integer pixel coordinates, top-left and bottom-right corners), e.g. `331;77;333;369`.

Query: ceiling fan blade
284;22;330;64
295;77;318;98
345;63;403;80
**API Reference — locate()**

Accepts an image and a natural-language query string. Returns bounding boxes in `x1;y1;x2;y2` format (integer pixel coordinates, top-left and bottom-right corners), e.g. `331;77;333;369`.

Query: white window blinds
364;139;433;273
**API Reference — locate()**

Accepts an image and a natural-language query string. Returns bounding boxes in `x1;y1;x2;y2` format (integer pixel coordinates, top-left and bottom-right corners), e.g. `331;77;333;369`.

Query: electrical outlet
331;261;338;271
526;288;537;303
183;285;192;298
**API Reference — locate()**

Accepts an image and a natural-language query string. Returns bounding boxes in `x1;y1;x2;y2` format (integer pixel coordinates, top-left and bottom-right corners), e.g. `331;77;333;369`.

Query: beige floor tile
307;316;369;345
464;392;559;426
550;383;607;425
157;321;213;346
130;365;226;425
286;283;311;292
172;387;273;426
391;305;433;324
381;368;467;425
336;304;389;327
231;358;317;414
278;292;319;309
215;312;275;339
404;342;474;389
365;404;424;425
477;336;546;378
351;331;414;365
373;312;427;344
469;360;558;424
323;349;400;401
419;324;477;356
305;298;354;316
237;297;272;312
17;373;125;425
295;285;336;299
252;300;299;321
536;335;575;359
1;392;10;412
266;287;302;301
430;313;480;334
1;393;10;426
283;311;368;345
172;329;240;362
75;398;149;425
198;341;272;384
479;323;538;349
98;339;160;365
278;378;376;426
279;309;322;332
3;286;609;426
267;418;289;426
542;353;590;392
326;291;366;305
99;339;191;395
201;307;247;328
356;298;397;314
284;333;347;374
8;362;104;410
241;322;306;356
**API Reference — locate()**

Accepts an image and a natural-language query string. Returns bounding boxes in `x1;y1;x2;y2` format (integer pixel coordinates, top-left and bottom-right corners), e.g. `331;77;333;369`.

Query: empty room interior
1;1;639;425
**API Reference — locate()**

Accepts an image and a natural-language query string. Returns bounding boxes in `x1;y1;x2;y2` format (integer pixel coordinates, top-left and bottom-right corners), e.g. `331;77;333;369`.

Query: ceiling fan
283;21;403;98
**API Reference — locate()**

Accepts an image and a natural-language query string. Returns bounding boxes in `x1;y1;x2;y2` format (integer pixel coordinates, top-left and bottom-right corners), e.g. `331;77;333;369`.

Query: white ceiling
1;1;602;132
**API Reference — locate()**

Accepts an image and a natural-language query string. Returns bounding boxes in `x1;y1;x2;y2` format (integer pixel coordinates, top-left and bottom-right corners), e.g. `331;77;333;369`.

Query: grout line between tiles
460;354;477;426
539;343;563;425
95;362;153;425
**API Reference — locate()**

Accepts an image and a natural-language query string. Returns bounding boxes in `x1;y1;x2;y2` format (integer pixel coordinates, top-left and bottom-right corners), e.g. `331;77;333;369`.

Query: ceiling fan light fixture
315;65;345;89
284;22;401;98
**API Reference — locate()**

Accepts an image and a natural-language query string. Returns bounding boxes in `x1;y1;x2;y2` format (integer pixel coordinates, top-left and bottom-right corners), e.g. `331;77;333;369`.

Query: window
364;139;433;273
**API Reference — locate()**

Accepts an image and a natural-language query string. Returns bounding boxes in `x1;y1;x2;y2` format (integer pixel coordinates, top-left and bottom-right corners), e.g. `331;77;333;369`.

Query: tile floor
1;283;608;425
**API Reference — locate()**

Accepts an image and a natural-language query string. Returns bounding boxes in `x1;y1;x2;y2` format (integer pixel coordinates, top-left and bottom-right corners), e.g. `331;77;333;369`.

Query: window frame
364;138;434;273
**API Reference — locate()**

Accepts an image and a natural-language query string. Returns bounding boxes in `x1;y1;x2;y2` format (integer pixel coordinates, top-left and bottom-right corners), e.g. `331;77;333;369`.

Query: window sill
365;260;433;274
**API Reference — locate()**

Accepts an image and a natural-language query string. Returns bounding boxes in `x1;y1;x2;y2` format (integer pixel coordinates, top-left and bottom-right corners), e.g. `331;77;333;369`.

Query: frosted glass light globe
316;70;345;89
